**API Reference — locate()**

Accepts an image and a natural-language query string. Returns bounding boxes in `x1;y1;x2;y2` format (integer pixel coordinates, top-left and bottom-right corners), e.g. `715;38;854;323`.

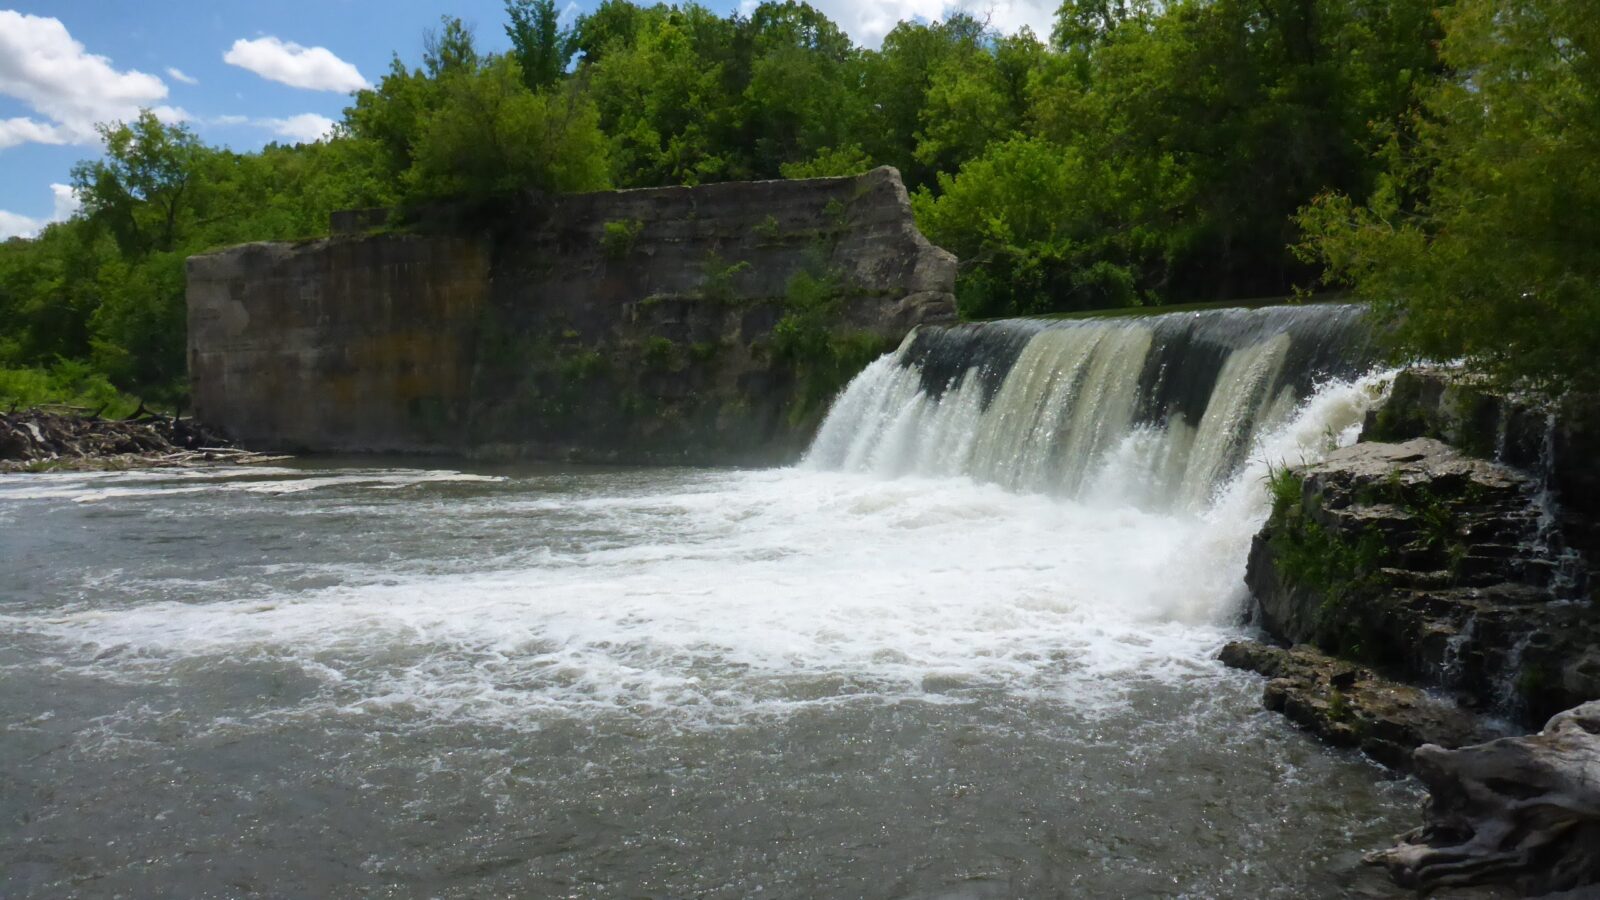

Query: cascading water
809;303;1378;511
806;302;1392;623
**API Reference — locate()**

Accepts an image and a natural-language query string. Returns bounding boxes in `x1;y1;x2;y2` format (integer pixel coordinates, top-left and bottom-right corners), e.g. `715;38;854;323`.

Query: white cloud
0;210;42;240
744;0;1055;48
223;37;369;92
166;66;199;85
260;113;336;143
50;183;81;221
0;11;182;150
208;112;336;142
0;116;69;150
0;182;80;240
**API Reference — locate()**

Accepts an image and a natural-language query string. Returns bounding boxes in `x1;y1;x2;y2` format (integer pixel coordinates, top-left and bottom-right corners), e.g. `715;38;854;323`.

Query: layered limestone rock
1368;366;1600;572
188;168;957;463
1219;641;1498;771
1236;372;1600;896
1243;437;1595;728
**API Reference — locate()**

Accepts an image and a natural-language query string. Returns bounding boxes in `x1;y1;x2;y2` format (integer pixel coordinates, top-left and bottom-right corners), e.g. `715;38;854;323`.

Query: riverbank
0;408;286;473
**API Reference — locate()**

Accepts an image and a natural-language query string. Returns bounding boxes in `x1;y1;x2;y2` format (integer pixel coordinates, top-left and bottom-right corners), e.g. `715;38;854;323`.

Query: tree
860;14;991;188
1052;0;1158;53
912;137;1177;316
406;56;612;202
506;0;576;90
913;30;1045;177
584;8;741;185
737;4;866;177
1299;0;1600;394
70;112;207;257
571;0;670;65
423;16;480;78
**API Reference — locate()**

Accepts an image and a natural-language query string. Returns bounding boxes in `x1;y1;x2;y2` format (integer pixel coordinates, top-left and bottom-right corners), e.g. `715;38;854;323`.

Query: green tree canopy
505;0;576;90
407;56;612;202
1299;0;1600;394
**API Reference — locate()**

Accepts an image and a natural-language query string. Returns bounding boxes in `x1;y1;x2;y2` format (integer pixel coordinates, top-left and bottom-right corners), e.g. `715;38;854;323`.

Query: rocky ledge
1244;437;1594;727
1219;641;1499;771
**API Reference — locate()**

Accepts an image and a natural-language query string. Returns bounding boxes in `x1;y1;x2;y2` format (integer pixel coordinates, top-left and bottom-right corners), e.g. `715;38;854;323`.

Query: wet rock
1367;365;1600;569
1369;701;1600;896
1220;641;1496;771
1362;367;1546;468
1244;437;1596;727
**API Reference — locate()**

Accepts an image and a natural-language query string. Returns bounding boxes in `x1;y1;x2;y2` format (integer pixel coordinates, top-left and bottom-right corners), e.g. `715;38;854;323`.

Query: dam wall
187;167;957;462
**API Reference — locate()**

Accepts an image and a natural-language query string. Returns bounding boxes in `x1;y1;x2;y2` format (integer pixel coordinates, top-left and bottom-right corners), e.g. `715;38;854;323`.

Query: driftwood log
1369;701;1600;895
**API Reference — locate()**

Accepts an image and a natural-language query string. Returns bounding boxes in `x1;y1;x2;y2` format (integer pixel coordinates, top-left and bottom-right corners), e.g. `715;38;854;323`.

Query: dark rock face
187;168;957;463
1369;701;1600;896
1245;437;1595;727
1368;366;1600;567
1363;367;1548;468
188;235;490;454
1219;641;1499;771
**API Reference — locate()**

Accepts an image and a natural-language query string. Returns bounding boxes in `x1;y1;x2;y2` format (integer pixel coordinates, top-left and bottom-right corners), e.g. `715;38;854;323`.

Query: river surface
2;447;1420;897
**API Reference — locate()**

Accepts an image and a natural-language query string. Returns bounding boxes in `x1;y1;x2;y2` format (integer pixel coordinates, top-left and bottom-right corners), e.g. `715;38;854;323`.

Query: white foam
0;467;505;503
0;372;1393;731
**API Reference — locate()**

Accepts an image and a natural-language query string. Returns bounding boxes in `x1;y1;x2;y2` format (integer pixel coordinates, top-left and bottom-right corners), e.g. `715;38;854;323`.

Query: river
2;306;1423;897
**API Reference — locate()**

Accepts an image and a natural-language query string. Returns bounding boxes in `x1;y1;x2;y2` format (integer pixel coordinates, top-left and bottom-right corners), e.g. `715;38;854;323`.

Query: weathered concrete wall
188;236;490;453
187;168;957;462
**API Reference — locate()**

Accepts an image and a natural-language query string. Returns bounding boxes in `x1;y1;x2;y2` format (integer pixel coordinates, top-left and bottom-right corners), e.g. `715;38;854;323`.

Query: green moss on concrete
601;219;644;260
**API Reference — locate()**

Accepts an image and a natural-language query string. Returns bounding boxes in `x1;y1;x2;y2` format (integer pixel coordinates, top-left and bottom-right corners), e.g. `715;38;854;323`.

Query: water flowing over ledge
807;303;1379;512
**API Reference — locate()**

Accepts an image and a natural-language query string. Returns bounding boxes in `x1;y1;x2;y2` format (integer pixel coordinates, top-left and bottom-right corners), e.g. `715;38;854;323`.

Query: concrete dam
186;167;957;463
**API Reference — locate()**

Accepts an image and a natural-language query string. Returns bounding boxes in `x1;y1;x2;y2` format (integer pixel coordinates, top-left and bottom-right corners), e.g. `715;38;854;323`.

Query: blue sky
0;0;1054;237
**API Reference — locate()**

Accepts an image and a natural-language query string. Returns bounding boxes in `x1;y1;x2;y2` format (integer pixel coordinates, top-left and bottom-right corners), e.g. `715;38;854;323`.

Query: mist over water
1;305;1421;897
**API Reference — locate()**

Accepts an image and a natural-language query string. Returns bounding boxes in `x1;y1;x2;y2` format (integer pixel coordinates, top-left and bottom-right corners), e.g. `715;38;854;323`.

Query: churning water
2;306;1423;897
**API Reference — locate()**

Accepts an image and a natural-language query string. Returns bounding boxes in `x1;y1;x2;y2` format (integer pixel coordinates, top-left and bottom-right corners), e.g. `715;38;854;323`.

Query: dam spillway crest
810;303;1380;511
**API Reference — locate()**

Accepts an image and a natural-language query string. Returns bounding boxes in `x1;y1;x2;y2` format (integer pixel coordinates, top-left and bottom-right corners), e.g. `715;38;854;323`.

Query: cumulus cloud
0;183;80;240
166;66;199;85
744;0;1056;47
50;183;81;221
260;113;336;143
0;210;42;240
223;37;369;92
0;116;69;150
207;112;336;142
0;11;182;149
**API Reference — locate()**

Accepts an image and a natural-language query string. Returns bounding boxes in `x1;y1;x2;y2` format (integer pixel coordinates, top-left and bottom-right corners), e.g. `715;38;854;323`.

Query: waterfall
806;304;1379;511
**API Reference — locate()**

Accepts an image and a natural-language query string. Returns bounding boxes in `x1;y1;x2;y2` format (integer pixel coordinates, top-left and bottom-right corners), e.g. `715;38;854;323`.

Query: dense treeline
2;0;1595;409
